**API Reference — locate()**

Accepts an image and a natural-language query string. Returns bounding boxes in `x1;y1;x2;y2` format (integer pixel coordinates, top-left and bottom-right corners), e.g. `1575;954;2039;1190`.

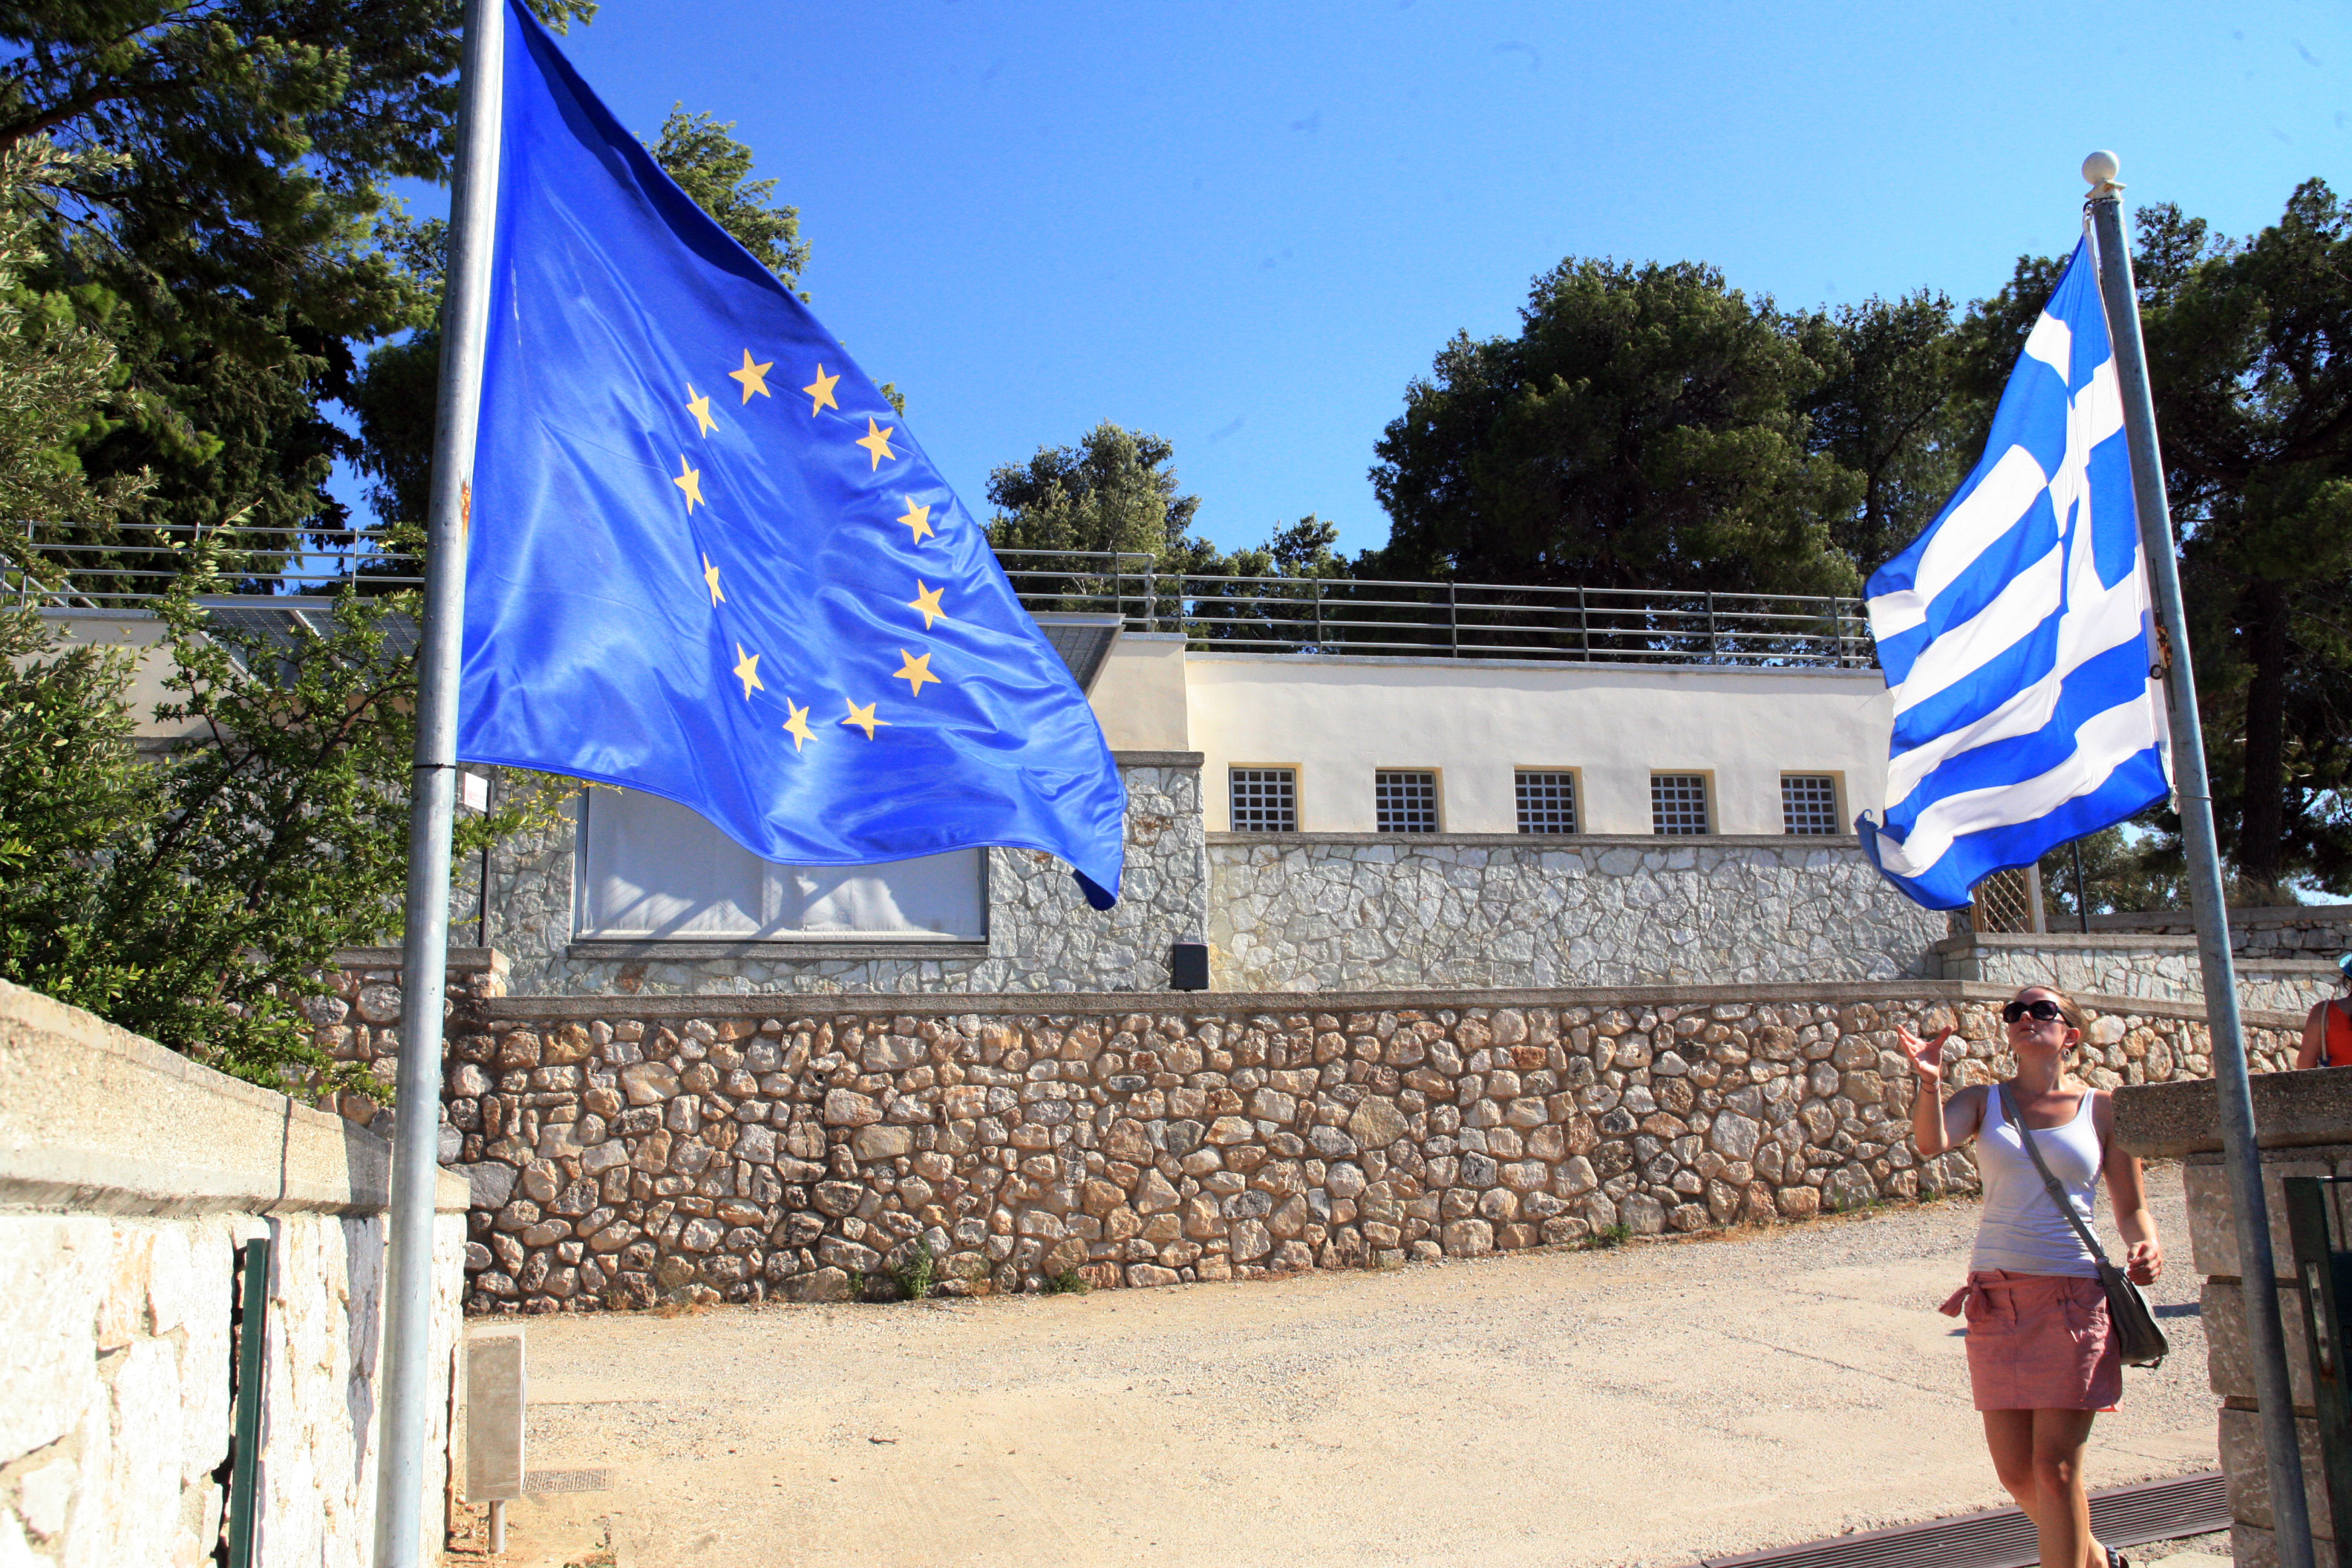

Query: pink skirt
1941;1269;2122;1412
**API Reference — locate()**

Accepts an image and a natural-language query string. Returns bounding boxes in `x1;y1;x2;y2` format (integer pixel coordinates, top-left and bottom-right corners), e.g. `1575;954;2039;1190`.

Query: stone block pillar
2115;1065;2352;1566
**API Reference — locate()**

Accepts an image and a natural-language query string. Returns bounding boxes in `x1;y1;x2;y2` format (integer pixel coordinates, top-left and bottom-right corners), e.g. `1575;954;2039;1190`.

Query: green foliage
1579;1223;1632;1250
986;421;1204;566
1041;1265;1091;1296
0;584;559;1092
2031;827;2184;921
985;422;1351;644
647;105;808;293
1369;258;1863;595
887;1241;938;1301
1803;290;1970;575
0;138;149;584
0;0;594;559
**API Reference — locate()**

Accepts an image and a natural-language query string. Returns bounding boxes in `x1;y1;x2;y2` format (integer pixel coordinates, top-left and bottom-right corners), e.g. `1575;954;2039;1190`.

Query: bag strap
1997;1083;2114;1270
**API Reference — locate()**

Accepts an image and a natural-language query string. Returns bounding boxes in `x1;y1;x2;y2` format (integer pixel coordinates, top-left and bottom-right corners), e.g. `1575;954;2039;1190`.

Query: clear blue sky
365;0;2349;561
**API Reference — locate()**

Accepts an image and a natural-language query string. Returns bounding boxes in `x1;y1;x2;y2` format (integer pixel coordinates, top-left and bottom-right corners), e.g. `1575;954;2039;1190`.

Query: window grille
1229;768;1296;833
1651;774;1709;835
1515;771;1578;834
1375;770;1440;834
1782;774;1840;835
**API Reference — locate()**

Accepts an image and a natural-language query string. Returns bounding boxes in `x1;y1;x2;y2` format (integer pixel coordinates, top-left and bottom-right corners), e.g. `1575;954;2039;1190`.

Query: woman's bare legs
1984;1408;2106;1566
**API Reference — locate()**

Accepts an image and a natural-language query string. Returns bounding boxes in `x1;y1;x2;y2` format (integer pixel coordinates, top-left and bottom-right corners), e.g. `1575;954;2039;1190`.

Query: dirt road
494;1181;2213;1568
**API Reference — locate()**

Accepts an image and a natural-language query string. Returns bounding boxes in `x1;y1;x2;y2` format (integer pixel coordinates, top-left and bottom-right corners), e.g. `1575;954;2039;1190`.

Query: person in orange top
2296;955;2352;1069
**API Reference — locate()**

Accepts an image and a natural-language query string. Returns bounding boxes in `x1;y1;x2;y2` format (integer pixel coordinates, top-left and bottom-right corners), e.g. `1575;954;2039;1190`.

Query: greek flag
1855;236;2172;911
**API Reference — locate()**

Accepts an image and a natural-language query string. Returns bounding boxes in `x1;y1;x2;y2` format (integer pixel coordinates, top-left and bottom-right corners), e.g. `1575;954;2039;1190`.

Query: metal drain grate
523;1469;612;1494
1695;1470;2227;1568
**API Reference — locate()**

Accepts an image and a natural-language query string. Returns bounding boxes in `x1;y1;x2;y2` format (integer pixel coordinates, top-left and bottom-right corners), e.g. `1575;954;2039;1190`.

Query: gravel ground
495;1176;2216;1568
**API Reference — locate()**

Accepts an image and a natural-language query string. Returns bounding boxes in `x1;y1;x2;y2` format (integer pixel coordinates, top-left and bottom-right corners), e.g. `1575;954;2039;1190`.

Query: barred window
1229;768;1296;833
1782;774;1841;835
1515;771;1578;834
1375;770;1440;834
1651;774;1710;835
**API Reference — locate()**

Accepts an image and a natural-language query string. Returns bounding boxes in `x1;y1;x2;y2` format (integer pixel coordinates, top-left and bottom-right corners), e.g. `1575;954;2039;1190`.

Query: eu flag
457;0;1126;904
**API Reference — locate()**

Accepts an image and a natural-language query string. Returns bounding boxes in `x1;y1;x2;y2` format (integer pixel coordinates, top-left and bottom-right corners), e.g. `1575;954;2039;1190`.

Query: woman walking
2293;954;2352;1069
1898;985;2163;1568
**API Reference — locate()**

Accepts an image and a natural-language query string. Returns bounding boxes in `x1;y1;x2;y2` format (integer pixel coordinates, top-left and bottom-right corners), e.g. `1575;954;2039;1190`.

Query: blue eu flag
457;0;1126;904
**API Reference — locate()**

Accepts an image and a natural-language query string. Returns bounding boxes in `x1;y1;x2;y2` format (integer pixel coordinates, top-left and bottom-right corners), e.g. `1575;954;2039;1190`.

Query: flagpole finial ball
2082;150;2121;189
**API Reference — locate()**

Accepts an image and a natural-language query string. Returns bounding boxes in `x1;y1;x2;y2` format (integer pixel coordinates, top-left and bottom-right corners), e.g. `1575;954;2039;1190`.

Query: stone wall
0;980;471;1568
2090;904;2352;961
304;962;2297;1316
464;757;1209;998
1932;932;2341;1018
1205;834;1950;991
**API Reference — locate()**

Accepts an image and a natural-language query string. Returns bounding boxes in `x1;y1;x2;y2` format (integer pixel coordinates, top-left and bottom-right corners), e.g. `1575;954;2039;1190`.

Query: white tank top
1968;1085;2106;1279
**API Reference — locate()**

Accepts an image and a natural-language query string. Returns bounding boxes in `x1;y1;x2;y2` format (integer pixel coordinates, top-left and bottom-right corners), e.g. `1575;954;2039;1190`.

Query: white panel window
577;788;984;941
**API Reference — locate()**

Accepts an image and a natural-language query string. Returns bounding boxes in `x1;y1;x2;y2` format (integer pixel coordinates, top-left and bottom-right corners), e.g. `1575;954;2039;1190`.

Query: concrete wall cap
2090;904;2352;932
0;978;468;1218
477;976;2300;1029
333;945;507;975
2114;1065;2352;1157
1931;932;2205;954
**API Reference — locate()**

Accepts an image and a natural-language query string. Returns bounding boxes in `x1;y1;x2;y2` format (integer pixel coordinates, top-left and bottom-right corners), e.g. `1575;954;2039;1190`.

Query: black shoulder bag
1998;1085;2169;1368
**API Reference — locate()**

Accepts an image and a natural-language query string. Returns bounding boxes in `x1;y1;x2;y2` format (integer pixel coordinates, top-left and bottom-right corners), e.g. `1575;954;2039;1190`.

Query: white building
36;580;1947;996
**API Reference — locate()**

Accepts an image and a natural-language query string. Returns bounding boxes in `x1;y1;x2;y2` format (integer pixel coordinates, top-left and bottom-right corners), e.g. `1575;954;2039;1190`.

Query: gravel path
497;1178;2214;1568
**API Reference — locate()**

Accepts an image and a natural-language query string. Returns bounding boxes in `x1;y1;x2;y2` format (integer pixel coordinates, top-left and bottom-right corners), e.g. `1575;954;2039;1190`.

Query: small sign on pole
460;770;489;814
466;1326;526;1554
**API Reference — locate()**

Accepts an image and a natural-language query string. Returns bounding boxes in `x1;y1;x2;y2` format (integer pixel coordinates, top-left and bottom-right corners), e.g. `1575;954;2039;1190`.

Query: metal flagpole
2084;149;2316;1568
372;0;504;1562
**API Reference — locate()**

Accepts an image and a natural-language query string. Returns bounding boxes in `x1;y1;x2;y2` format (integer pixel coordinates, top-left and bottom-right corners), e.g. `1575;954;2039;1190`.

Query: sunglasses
2002;999;2068;1024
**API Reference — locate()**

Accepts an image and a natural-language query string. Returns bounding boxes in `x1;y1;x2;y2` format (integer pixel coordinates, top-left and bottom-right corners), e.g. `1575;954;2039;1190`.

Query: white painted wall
36;608;205;742
1084;633;1189;752
1183;652;1893;834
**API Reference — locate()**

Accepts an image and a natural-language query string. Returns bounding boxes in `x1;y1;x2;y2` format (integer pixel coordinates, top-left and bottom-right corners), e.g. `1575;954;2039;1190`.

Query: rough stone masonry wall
462;759;1209;998
1206;835;1951;991
2091;904;2352;961
304;964;2298;1316
1932;933;2342;1018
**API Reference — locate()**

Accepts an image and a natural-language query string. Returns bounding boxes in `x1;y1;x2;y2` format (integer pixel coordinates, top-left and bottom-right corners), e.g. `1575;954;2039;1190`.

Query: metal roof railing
9;532;1877;670
994;549;1877;669
7;522;420;610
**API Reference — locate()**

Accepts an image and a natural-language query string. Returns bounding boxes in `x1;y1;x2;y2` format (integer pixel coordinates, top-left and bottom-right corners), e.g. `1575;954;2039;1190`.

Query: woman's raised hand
1897;1024;1956;1082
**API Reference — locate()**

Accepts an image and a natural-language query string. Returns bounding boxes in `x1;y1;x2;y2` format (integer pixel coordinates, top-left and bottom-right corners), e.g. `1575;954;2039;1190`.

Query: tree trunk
2238;576;2292;894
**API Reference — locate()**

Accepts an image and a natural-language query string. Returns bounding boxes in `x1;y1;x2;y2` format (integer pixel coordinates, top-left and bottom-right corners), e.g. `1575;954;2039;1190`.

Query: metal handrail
10;534;1878;669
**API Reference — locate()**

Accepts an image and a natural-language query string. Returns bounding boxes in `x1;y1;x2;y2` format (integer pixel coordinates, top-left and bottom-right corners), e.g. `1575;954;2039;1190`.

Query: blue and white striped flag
1855;236;2172;910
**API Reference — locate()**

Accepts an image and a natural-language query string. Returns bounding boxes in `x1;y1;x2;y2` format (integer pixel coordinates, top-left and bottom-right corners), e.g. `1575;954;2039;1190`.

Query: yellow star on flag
907;580;946;629
803;363;840;416
896;498;935;545
674;456;705;512
855;417;897;470
893;649;940;696
685;385;716;436
729;349;774;403
702;553;724;606
841;698;889;740
731;643;763;700
782;699;814;753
